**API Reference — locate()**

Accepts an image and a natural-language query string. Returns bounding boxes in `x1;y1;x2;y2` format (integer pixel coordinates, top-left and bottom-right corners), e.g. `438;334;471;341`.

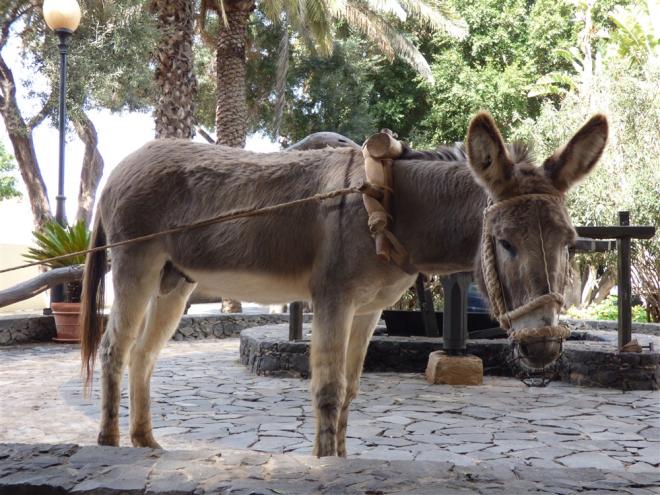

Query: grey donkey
81;112;608;456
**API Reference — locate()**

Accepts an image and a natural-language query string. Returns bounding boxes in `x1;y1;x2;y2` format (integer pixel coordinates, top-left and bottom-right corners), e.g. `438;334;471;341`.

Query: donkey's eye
498;239;516;255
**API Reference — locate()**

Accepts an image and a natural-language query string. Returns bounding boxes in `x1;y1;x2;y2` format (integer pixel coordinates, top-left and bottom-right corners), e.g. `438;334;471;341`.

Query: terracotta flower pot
51;302;81;343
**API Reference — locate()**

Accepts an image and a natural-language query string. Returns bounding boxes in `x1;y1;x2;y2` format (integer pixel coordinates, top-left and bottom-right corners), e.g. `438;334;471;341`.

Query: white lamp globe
43;0;81;32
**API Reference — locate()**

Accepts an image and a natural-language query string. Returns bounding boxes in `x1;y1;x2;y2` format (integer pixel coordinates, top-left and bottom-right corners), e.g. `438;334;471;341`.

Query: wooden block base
425;351;483;385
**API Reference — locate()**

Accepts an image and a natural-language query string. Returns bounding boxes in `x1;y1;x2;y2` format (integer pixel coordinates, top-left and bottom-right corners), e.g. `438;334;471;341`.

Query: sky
0;35;279;246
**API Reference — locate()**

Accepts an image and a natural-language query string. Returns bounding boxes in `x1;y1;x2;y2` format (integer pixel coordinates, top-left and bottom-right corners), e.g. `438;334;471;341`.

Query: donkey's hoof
313;439;337;457
97;432;119;446
131;432;162;449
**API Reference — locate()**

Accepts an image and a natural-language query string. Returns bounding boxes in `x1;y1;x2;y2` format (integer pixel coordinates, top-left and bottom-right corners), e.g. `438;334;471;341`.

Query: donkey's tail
80;213;107;393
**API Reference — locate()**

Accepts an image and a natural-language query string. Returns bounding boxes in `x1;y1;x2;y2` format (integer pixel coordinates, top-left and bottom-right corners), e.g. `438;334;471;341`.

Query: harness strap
361;131;415;274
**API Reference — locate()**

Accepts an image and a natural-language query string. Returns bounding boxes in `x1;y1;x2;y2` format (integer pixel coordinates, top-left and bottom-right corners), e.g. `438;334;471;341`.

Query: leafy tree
199;0;467;147
414;0;578;146
513;54;660;320
0;141;21;200
1;0;154;227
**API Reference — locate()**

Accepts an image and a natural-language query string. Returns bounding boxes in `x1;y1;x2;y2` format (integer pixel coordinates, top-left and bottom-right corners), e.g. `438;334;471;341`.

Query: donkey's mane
401;142;533;166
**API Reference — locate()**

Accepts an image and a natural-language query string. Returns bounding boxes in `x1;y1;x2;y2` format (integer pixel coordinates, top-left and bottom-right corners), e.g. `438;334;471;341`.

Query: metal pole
440;273;471;354
415;275;439;337
50;29;72;305
617;211;632;348
289;301;303;341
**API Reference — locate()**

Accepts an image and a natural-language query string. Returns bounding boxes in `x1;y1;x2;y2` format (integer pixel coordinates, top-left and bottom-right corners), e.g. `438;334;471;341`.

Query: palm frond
331;3;396;60
23;221;91;268
365;0;407;22
396;0;467;39
338;3;434;81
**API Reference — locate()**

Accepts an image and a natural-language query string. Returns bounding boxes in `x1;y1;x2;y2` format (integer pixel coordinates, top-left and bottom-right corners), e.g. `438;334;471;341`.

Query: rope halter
480;193;571;344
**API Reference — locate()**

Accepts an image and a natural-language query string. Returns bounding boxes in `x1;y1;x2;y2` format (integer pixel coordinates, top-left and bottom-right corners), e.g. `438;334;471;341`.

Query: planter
50;302;81;343
382;310;502;337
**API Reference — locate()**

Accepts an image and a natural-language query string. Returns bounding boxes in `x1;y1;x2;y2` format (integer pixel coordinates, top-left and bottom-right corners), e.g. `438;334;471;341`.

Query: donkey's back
101;141;371;284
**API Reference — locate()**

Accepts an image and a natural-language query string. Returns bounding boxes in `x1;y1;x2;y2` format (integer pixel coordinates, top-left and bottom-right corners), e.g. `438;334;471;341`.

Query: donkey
81;112;607;457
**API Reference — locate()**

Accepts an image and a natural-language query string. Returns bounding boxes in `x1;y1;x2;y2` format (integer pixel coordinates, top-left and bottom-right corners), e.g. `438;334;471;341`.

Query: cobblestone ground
1;340;658;476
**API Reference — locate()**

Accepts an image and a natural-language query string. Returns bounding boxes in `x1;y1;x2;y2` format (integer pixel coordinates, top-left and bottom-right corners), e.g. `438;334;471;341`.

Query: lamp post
43;0;81;304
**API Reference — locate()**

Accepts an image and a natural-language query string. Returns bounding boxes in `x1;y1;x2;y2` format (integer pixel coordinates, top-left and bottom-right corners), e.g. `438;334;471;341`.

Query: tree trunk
563;259;582;309
214;0;254;312
74;112;104;226
215;0;254;147
591;269;615;305
0;54;52;229
151;0;197;139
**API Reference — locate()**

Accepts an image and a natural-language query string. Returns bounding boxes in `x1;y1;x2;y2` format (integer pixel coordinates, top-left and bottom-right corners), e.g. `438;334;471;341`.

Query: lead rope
0;185;367;274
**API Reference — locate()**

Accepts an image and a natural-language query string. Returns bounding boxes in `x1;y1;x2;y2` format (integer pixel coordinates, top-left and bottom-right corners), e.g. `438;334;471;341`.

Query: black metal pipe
441;273;471;354
289;301;303;340
51;29;72;305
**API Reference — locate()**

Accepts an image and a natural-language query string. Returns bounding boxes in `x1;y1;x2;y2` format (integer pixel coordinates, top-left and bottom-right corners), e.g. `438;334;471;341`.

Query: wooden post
617;211;632;348
415;275;439;337
289;301;303;341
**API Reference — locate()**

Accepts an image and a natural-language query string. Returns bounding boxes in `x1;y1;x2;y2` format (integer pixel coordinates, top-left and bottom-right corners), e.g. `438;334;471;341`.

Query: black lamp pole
50;28;72;304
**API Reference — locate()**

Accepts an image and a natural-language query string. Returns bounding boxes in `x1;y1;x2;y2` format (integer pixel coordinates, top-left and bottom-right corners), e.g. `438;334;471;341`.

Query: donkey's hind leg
310;297;355;457
98;249;163;446
129;274;196;448
336;311;381;457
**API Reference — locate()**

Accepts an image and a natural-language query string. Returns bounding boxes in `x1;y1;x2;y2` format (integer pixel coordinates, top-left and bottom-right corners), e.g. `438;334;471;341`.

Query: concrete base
426;351;483;385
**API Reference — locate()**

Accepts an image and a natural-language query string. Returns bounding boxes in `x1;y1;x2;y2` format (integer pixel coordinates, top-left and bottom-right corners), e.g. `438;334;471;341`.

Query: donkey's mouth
509;325;571;369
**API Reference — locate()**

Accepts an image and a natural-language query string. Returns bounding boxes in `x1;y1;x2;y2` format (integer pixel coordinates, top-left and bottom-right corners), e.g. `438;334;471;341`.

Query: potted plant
23;220;91;342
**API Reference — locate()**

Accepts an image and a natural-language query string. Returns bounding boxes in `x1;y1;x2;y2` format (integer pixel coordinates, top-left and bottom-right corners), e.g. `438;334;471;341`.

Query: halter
480;193;571;342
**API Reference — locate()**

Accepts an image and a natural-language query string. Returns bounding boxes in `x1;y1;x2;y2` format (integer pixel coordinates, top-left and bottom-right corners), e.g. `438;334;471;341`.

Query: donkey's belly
184;269;312;304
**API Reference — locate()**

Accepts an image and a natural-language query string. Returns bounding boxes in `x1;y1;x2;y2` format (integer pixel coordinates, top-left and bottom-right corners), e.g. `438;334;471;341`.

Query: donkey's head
467;112;608;369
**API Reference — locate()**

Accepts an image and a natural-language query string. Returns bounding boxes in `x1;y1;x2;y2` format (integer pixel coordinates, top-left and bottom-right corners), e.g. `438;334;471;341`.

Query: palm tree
151;0;198;139
200;0;467;147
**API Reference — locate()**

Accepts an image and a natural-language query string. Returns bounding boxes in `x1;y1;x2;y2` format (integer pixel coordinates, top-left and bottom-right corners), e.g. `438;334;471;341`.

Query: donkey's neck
392;159;488;274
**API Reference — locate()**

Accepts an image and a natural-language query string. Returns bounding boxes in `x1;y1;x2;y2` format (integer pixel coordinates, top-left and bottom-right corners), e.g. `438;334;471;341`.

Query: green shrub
566;295;649;323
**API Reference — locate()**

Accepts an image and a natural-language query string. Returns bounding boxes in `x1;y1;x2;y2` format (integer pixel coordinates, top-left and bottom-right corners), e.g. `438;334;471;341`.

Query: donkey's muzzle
509;325;571;369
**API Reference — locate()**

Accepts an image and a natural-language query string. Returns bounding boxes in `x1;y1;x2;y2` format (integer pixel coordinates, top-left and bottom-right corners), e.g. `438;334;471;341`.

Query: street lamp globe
43;0;81;33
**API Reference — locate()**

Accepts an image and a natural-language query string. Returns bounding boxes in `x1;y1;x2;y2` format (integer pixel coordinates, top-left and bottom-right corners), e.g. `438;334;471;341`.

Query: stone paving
3;443;660;494
1;339;658;475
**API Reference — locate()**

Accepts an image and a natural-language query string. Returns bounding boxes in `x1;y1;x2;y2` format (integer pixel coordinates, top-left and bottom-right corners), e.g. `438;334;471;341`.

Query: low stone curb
1;443;658;494
240;325;660;390
0;313;312;346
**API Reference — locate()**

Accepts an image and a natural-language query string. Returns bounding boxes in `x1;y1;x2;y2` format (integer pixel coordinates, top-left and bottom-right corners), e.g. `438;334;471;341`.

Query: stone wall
0;313;312;346
562;318;660;336
240;325;660;390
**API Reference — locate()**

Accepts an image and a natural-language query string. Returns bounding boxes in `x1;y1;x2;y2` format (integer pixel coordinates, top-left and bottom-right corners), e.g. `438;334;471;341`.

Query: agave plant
23;220;91;302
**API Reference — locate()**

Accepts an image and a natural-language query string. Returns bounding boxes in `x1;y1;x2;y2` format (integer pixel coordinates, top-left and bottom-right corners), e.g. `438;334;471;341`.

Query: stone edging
0;313;312;346
1;443;657;494
240;324;660;390
562;317;660;336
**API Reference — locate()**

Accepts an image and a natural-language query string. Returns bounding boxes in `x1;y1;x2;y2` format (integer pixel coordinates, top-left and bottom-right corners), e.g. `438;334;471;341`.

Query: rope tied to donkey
0;185;370;274
480;193;570;342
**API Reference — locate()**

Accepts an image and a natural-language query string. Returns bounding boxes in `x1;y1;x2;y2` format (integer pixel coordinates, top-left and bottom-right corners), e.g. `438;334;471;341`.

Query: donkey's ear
466;112;513;196
543;114;608;192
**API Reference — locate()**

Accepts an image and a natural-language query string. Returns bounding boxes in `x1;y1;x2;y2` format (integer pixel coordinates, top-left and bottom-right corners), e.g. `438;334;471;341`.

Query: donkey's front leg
337;311;381;457
310;299;355;457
